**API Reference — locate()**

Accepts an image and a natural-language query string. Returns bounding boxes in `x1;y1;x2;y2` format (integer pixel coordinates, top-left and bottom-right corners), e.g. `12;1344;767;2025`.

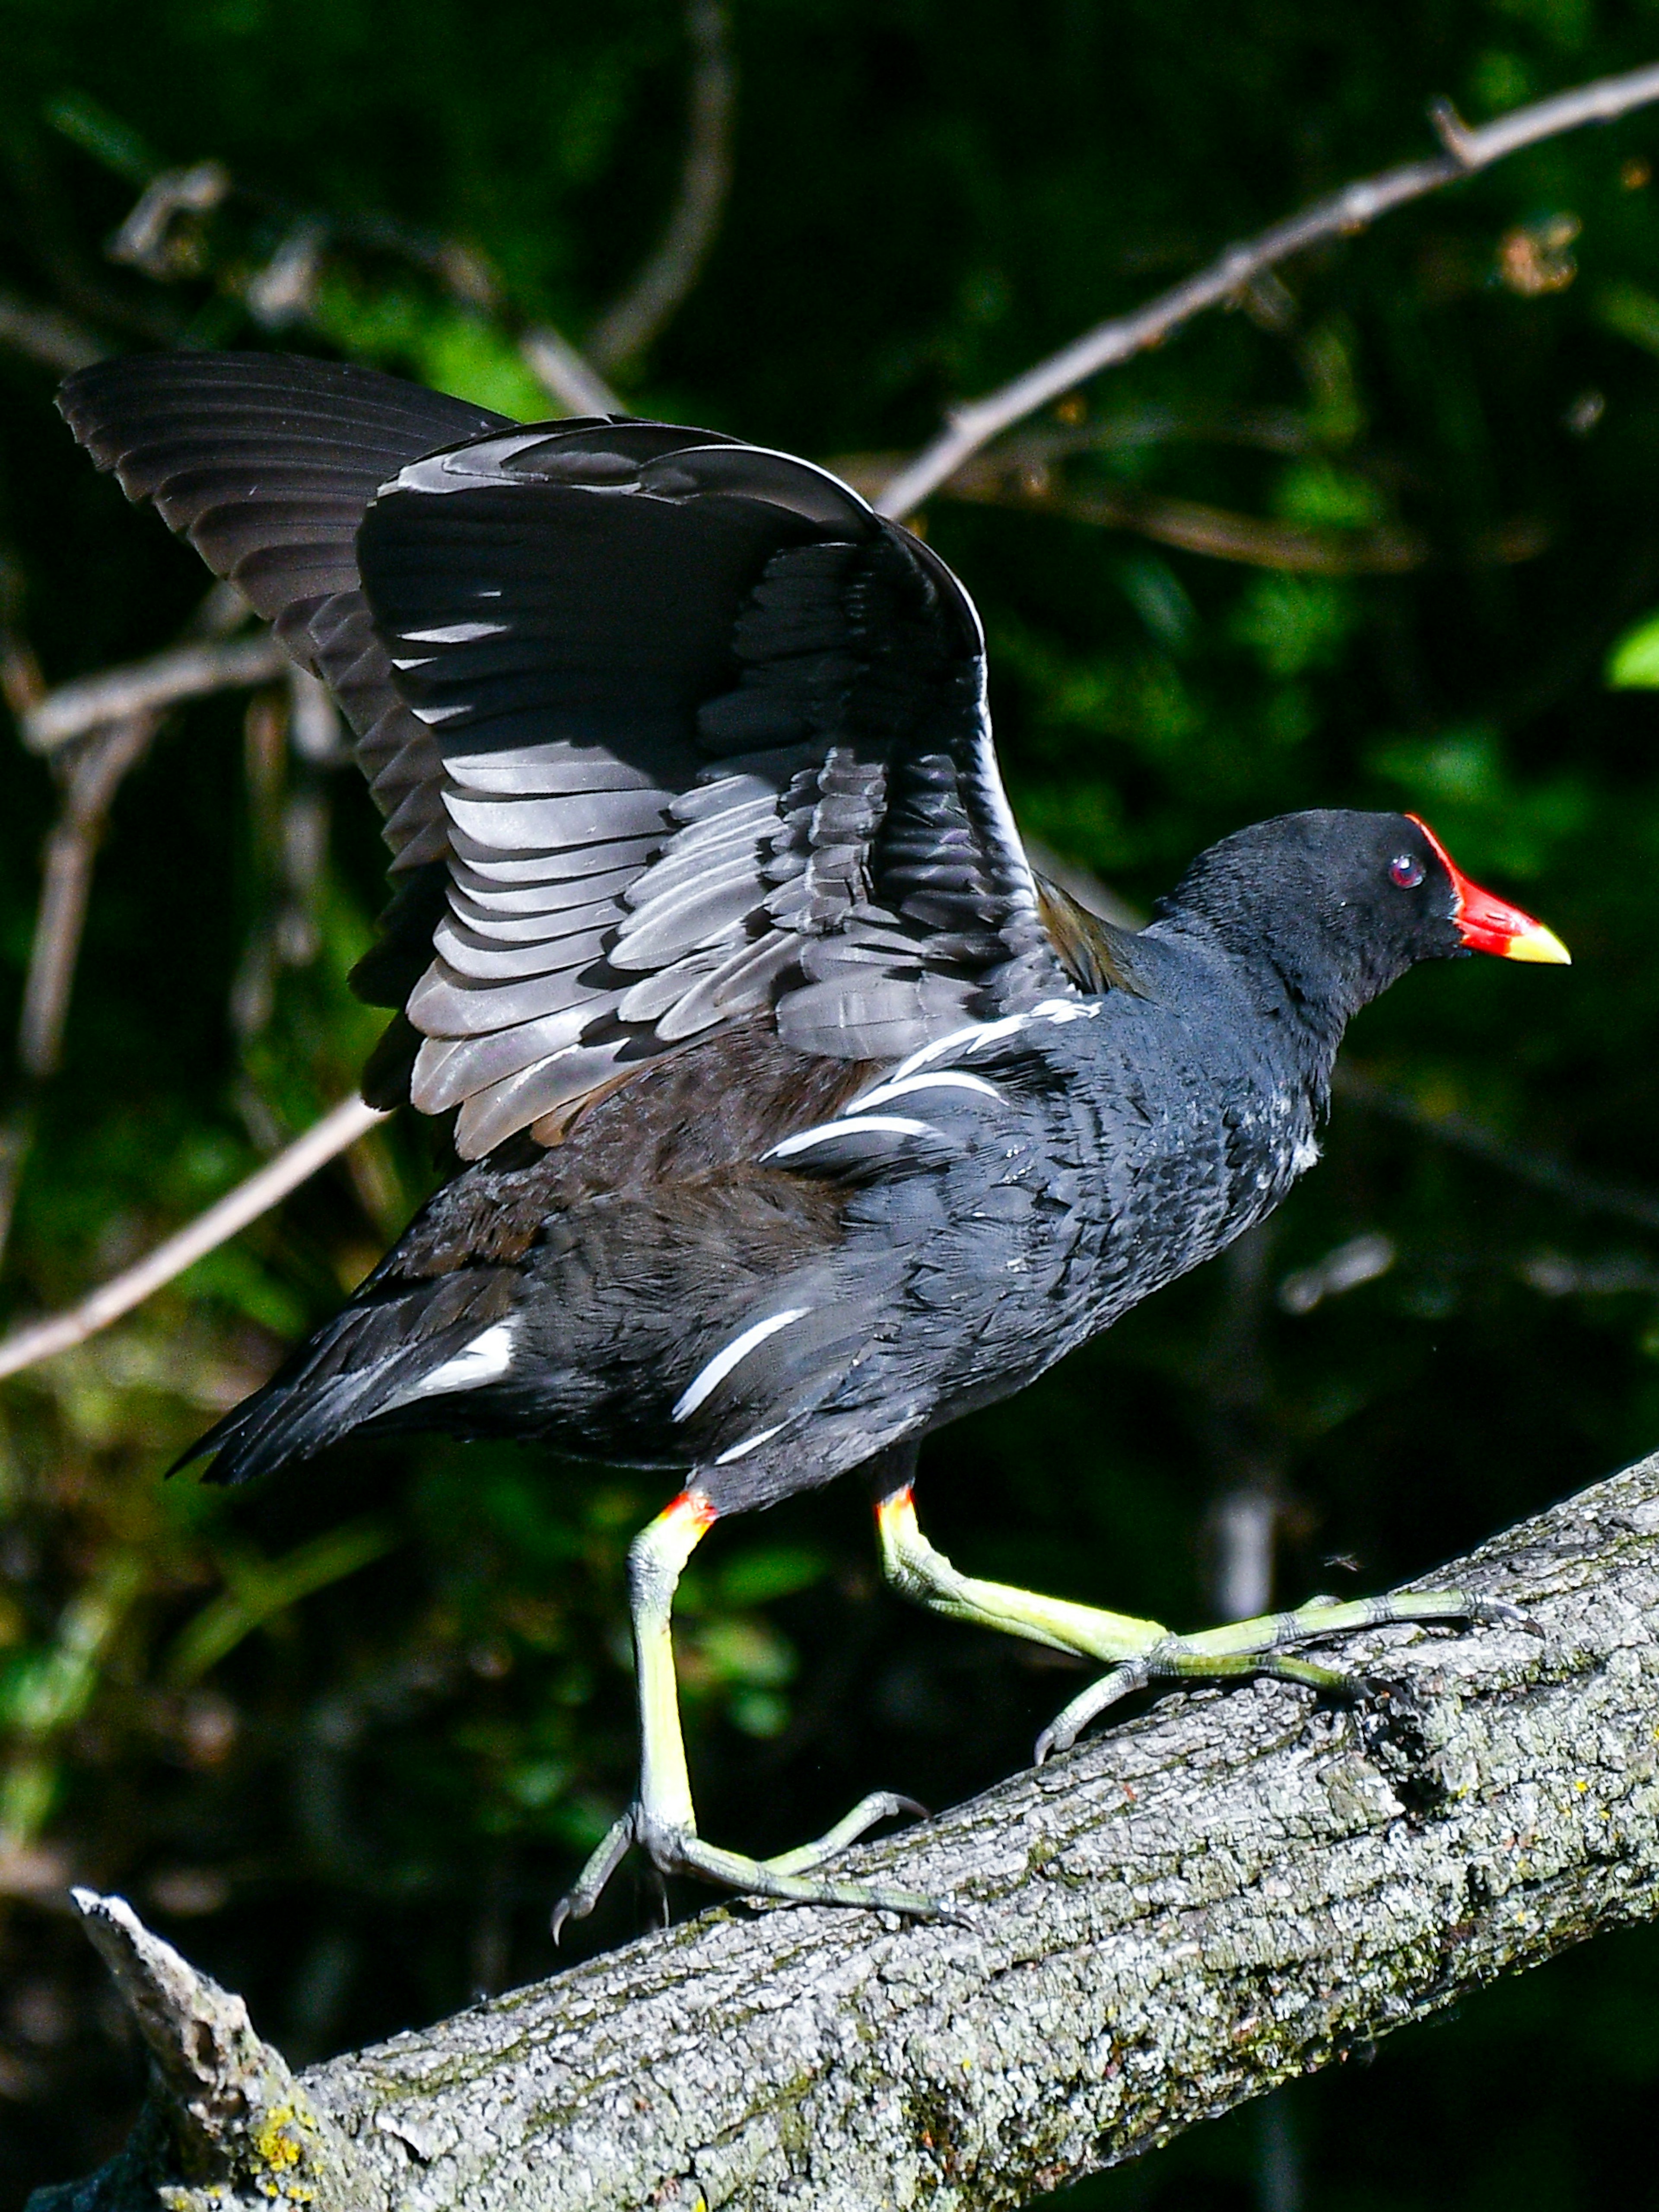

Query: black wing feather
60;356;1081;1156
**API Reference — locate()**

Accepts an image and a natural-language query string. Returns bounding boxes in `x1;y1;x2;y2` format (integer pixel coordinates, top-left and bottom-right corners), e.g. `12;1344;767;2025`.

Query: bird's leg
1033;1586;1535;1759
874;1480;1170;1658
552;1489;943;1937
872;1481;1531;1765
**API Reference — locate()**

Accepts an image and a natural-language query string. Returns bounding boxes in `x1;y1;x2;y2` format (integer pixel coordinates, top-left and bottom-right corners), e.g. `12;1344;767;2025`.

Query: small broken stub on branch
25;1889;370;2212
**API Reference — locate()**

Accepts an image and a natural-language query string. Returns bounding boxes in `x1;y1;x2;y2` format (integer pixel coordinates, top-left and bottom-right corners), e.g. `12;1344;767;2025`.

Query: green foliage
1606;604;1659;684
3;1;1659;2203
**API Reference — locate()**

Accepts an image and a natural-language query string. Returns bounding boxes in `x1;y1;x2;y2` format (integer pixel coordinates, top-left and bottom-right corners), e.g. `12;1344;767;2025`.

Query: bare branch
106;160;232;279
518;324;626;416
588;0;737;372
0;288;106;374
0;1093;389;1384
35;1451;1659;2211
990;486;1428;571
0;547;47;723
838;444;1451;570
1427;95;1481;168
22;636;286;753
18;715;158;1081
876;59;1659;520
1334;1063;1659;1234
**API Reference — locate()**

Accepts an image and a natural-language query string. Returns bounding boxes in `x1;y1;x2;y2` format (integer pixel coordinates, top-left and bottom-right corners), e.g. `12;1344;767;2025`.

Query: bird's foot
1033;1586;1538;1763
551;1789;945;1938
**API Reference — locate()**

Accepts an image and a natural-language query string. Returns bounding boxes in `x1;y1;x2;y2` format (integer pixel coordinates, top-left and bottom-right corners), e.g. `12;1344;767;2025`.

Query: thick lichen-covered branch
33;1449;1659;2212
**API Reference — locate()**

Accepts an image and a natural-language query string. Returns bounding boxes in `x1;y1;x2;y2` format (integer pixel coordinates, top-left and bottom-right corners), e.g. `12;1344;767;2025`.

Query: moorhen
59;353;1568;1922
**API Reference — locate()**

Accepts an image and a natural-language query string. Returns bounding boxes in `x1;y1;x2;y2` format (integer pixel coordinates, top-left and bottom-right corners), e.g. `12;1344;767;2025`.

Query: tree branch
17;713;159;1080
586;0;737;374
875;60;1659;520
517;324;626;417
1333;1063;1659;1234
0;286;106;374
21;636;287;753
0;1093;388;1382
31;1448;1659;2210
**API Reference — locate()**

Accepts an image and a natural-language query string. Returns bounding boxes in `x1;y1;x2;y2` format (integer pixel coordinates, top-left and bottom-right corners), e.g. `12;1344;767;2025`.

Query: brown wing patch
386;1018;875;1281
1035;875;1148;998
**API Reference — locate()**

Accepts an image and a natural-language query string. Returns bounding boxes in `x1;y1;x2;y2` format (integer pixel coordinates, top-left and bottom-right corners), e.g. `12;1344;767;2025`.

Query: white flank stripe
401;620;510;645
714;1423;787;1465
763;1115;936;1162
853;1070;1003;1112
886;1018;1010;1084
672;1309;810;1424
881;995;1101;1090
409;1322;517;1398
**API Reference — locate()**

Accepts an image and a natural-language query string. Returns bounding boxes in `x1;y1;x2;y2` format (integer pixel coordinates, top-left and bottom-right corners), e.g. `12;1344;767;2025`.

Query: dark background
3;1;1659;2204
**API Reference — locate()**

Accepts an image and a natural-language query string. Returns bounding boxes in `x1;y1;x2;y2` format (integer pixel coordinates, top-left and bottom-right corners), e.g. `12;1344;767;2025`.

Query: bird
57;352;1570;1926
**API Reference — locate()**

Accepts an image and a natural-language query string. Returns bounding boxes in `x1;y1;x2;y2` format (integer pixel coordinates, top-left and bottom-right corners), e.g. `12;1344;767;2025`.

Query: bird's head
1159;808;1569;1027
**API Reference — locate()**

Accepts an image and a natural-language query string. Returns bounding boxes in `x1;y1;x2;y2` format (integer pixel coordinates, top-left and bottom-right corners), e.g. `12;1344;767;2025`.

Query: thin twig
19;714;158;1079
106;161;232;278
22;635;286;753
0;286;106;373
517;324;626;416
838;446;1433;571
587;0;737;372
82;124;623;420
876;60;1659;519
0;547;47;721
4;618;162;1264
963;475;1429;572
1334;1063;1659;1233
0;1094;389;1384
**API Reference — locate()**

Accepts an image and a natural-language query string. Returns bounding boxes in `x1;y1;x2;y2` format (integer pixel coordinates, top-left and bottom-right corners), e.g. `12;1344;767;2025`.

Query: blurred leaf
167;1520;399;1685
1272;461;1384;531
692;1617;795;1691
1368;727;1590;875
1595;281;1659;359
717;1545;829;1607
1230;575;1355;677
1605;610;1659;689
44;89;156;180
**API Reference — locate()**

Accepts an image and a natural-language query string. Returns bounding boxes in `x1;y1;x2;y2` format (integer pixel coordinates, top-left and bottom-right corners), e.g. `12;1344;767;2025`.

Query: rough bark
31;1449;1659;2212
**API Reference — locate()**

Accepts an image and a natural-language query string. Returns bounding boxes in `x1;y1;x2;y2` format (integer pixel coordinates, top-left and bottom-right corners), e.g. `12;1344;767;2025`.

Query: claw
1473;1597;1545;1636
551;1806;637;1942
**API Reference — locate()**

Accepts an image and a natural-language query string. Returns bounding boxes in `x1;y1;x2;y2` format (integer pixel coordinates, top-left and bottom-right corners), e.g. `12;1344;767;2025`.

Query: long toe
550;1806;640;1942
1035;1659;1147;1763
762;1789;928;1878
636;1812;950;1919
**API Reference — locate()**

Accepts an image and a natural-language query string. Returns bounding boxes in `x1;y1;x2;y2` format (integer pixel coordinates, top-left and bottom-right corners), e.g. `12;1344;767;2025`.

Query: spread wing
60;353;1083;1157
57;351;515;874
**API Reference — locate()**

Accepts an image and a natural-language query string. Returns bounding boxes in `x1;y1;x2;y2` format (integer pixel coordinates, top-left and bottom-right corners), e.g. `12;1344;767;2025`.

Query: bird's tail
175;1273;515;1485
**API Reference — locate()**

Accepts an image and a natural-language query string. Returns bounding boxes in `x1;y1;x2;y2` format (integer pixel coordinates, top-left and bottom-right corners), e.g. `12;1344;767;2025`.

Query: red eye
1389;853;1425;889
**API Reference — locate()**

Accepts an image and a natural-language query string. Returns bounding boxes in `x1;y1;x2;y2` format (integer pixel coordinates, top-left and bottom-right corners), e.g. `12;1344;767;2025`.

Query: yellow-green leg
873;1481;1532;1766
551;1491;941;1938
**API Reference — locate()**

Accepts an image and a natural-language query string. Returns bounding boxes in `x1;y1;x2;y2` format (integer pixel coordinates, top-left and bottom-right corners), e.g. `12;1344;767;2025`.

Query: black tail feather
173;1276;513;1485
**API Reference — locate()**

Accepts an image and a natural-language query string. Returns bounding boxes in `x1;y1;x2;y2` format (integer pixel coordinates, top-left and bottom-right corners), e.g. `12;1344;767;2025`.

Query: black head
1158;809;1568;1030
